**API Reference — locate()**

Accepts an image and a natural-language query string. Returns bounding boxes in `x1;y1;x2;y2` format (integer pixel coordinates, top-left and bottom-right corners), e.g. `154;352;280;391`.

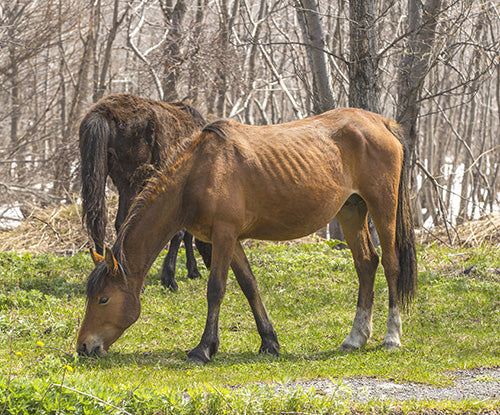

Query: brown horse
79;93;211;290
76;108;417;364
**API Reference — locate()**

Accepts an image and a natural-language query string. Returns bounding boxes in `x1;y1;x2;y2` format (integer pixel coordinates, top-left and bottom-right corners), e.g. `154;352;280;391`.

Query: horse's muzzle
77;341;107;357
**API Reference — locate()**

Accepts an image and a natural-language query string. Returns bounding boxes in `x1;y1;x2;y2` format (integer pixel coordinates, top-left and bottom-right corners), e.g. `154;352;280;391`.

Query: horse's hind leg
195;238;212;269
362;189;403;350
231;242;280;356
336;195;380;351
160;230;185;291
183;232;202;280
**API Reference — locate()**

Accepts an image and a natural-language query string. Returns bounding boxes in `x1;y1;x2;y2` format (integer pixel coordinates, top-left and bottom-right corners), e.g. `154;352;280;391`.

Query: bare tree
295;0;335;114
159;0;188;101
348;0;379;113
93;0;129;101
396;0;442;165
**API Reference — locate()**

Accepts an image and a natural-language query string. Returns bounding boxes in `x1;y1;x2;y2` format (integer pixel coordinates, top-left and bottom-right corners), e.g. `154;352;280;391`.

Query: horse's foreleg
187;228;236;364
336;196;379;351
160;230;185;291
231;242;280;356
183;232;202;280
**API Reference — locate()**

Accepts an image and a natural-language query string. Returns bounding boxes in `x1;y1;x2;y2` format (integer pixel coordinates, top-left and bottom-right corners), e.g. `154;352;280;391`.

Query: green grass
0;242;499;414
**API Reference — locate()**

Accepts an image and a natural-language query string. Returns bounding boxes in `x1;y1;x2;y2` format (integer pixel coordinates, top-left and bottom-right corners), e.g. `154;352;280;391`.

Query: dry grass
0;194;118;255
417;214;500;248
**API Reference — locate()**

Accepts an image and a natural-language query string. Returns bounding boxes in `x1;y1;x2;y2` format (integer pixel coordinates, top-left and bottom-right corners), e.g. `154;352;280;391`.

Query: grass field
0;241;499;414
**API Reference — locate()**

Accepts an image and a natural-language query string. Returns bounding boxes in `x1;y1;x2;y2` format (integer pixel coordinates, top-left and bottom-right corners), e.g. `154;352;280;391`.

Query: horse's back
201;108;402;193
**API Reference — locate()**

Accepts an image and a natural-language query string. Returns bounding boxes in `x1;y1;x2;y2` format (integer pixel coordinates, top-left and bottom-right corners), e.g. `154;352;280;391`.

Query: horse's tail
79;111;111;255
384;120;418;309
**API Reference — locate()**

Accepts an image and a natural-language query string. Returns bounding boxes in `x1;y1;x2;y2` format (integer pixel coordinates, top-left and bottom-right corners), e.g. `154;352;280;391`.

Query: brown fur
78;108;417;362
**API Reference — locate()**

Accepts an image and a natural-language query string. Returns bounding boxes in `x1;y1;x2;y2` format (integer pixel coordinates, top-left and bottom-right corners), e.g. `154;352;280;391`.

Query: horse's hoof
162;281;178;292
259;340;280;356
339;339;362;352
339;344;356;352
340;329;369;352
383;340;401;351
187;271;202;280
187;348;211;364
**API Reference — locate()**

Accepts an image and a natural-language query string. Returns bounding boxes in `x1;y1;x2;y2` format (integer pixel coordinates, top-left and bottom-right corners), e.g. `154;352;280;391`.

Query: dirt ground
278;367;500;403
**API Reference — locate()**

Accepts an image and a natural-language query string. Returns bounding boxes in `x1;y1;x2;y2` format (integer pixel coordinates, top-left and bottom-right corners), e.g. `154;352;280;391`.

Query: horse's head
76;248;141;357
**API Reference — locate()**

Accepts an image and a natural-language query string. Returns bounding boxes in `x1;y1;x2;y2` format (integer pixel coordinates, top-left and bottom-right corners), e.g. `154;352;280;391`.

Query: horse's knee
206;273;227;305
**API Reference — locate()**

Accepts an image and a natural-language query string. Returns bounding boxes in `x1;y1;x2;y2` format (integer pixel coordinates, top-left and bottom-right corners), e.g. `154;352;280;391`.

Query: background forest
1;0;499;239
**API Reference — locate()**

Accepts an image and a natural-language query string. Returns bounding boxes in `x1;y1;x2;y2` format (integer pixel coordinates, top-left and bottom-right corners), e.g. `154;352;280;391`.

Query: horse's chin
93;345;108;357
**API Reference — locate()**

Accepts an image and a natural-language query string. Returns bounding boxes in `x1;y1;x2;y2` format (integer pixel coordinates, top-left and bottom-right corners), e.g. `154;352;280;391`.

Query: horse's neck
121;161;192;283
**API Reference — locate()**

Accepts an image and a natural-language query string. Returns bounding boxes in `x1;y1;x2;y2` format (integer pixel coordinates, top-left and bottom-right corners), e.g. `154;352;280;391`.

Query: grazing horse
79;93;211;290
76;108;417;364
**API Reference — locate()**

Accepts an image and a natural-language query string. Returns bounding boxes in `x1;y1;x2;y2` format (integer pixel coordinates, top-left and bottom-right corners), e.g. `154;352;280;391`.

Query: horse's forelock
85;250;129;299
86;263;109;299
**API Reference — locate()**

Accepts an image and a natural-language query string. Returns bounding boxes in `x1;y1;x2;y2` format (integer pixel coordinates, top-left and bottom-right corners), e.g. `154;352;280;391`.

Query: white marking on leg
340;307;372;351
383;306;402;350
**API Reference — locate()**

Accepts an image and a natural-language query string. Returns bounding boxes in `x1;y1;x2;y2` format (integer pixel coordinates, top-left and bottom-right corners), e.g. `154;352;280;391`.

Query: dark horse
79;93;211;290
76;108;417;364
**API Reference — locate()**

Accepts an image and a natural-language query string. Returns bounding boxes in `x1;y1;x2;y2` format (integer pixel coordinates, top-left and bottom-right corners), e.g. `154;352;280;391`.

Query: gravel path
279;367;500;402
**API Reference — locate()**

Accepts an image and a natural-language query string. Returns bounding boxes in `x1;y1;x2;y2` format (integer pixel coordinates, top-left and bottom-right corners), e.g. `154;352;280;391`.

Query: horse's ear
89;248;104;267
104;247;119;277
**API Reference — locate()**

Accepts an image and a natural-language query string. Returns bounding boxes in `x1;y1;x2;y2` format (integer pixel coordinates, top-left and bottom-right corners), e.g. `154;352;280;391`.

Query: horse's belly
240;187;346;241
242;219;330;241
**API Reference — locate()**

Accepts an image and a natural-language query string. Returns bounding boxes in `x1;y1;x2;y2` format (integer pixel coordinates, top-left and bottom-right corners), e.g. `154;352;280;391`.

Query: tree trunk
348;0;379;113
53;0;96;198
160;0;187;102
214;0;239;117
94;0;127;102
295;0;336;114
396;0;442;167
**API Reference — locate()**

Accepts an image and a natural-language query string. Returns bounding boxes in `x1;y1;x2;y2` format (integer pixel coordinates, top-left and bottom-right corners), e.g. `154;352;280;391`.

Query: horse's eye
99;297;109;305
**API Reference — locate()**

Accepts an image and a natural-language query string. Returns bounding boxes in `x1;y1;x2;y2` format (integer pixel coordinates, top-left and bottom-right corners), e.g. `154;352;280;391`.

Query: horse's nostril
77;343;88;356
